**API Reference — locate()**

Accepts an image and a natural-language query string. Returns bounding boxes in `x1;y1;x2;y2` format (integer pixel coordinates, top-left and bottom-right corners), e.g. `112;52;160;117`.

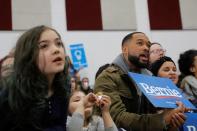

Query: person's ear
190;66;196;73
122;45;128;54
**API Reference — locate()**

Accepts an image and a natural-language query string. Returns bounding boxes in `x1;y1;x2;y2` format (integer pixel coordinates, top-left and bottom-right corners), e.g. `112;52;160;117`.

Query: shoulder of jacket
182;75;193;84
105;65;120;73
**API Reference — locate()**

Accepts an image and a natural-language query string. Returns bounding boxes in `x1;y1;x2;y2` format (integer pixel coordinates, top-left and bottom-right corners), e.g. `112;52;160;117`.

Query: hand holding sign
128;72;196;130
162;101;194;130
163;101;188;129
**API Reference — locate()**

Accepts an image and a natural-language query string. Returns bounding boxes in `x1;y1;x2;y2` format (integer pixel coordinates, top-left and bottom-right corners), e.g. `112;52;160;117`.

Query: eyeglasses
150;49;166;54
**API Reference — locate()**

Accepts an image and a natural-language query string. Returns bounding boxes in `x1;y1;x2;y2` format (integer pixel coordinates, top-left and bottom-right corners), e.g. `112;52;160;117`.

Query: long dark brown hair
5;25;69;129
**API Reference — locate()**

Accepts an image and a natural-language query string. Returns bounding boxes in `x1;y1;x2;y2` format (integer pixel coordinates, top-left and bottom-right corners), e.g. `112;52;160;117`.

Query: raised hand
98;95;112;112
83;93;97;107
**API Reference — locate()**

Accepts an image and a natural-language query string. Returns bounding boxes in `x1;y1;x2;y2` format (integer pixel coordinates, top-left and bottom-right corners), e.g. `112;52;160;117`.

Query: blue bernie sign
128;72;196;109
180;113;197;131
69;43;88;70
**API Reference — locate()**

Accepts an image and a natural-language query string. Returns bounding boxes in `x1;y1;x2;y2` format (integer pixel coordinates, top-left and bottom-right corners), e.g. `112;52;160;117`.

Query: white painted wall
0;0;196;85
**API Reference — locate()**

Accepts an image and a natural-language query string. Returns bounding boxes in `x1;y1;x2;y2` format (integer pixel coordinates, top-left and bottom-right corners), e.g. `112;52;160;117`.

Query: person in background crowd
94;32;188;131
150;56;178;84
178;49;197;107
0;47;15;79
149;56;179;110
150;56;193;130
65;55;82;93
149;42;166;65
81;77;93;95
149;56;179;113
0;25;69;131
70;76;80;93
67;90;118;131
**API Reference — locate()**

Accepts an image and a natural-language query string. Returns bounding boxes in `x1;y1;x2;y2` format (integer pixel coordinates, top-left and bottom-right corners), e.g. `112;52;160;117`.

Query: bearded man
94;32;187;131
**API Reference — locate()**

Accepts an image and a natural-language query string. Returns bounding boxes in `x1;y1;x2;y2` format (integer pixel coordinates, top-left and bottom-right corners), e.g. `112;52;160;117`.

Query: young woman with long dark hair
0;25;69;131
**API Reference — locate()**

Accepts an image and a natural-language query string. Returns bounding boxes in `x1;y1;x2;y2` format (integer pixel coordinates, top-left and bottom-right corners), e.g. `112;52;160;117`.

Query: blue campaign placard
181;113;197;131
69;43;88;70
128;72;196;109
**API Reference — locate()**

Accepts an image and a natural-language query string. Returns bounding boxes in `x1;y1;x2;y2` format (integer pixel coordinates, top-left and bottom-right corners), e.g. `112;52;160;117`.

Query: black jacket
0;88;68;131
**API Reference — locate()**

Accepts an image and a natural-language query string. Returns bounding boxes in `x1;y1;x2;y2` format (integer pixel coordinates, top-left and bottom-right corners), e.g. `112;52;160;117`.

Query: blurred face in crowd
37;29;65;78
191;55;197;78
157;61;178;84
82;77;89;90
69;91;93;118
0;57;14;77
149;44;166;64
123;33;151;69
70;77;77;92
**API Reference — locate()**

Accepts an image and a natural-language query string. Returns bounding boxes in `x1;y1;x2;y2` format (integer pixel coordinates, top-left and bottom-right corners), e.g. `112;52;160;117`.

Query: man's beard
128;54;148;68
